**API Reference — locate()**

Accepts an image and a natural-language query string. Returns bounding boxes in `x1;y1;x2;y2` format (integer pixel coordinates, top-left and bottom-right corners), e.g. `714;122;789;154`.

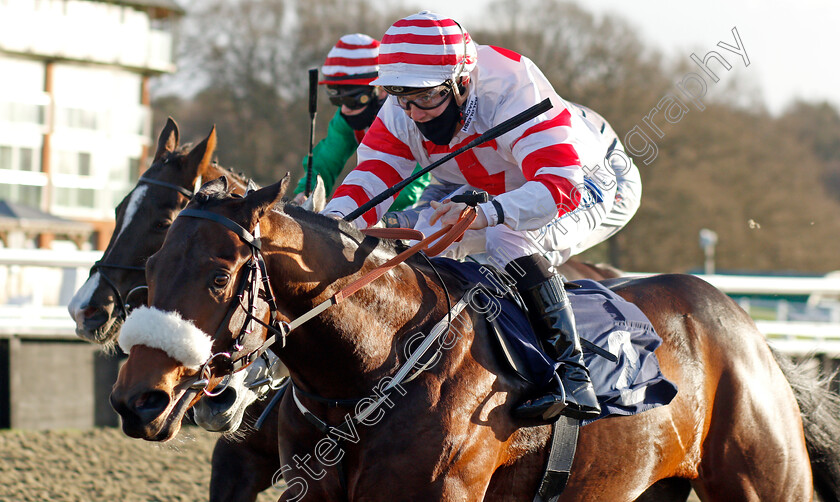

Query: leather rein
177;205;477;398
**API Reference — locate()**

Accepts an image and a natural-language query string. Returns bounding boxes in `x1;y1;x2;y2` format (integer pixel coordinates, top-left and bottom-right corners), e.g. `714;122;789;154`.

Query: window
0;183;42;208
77;188;94;208
55;150;93;176
0;146;40;172
19;148;35;172
54;186;72;206
18;185;42;207
0;102;45;125
78;152;91;176
65;108;98;130
54;186;94;208
0;146;11;170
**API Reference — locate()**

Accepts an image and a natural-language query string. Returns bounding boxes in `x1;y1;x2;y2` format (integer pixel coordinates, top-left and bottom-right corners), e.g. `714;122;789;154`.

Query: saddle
430;258;678;500
431;258;677;417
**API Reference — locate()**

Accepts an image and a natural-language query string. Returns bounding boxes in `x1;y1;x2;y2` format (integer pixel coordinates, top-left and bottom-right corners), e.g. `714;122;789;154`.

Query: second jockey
292;33;430;210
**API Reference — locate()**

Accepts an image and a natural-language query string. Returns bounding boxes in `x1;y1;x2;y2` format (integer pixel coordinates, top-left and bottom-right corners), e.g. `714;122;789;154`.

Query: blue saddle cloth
431;258;678;425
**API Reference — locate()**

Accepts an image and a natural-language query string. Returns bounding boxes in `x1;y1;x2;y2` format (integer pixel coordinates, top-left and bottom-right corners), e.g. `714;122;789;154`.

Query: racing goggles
326;86;376;110
386;84;452;110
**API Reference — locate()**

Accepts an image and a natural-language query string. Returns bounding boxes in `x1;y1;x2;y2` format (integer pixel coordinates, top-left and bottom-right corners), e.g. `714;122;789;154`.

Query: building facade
0;0;183;249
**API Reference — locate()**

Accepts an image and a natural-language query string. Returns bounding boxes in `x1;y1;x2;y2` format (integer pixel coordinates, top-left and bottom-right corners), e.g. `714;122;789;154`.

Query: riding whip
304;68;319;196
344;98;553;222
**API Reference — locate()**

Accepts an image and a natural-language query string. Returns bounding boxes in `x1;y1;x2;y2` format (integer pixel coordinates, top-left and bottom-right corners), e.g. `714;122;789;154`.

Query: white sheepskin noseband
119;306;214;370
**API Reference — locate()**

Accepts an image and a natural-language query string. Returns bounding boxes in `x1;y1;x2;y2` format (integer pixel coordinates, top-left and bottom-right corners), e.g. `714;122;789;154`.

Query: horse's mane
207;160;252;187
281;203;422;264
188;185;431;273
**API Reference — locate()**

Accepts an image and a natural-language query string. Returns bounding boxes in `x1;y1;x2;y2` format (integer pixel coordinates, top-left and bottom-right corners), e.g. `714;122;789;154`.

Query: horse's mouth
75;312;122;346
115;387;196;442
192;387;248;432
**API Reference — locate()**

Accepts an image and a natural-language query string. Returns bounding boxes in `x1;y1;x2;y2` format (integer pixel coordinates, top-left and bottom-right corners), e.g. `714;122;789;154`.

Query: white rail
0;248;102;268
0;249;100;335
693;273;840;296
1;251;840;353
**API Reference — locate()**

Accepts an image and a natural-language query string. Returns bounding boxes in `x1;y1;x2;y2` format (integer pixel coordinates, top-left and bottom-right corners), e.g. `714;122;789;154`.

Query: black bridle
89;177;195;323
176;207;290;396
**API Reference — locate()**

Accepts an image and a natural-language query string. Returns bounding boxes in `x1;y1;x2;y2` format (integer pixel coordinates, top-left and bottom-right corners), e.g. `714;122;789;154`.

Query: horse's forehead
114;185;148;240
161;215;248;264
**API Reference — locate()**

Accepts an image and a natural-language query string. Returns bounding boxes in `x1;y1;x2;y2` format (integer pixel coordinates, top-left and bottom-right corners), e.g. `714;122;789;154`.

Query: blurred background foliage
150;0;840;274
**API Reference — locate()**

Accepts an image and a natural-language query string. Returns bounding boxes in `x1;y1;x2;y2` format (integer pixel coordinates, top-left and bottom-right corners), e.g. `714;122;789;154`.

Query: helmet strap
450;20;470;108
452;77;469;107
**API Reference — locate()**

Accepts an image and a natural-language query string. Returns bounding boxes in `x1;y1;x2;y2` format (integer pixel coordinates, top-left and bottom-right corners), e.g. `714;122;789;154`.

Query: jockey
322;11;641;421
292;33;430;210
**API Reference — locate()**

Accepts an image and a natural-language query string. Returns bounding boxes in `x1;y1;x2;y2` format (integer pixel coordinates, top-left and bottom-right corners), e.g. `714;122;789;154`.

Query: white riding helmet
320;33;381;86
371;11;478;89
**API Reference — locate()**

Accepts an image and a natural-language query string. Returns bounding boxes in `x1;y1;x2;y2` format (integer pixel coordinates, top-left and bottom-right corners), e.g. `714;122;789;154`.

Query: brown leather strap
361;227;426;241
424;209;476;257
334;208;475;303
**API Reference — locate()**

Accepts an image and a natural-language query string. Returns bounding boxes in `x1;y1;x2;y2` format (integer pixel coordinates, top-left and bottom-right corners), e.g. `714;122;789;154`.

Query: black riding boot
506;255;601;421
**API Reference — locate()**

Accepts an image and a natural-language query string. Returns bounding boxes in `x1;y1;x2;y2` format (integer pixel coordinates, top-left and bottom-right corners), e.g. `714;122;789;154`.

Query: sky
411;0;840;115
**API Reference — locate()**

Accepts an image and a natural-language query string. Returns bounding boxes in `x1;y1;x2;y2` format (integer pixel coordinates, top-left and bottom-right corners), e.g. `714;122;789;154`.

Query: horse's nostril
82;306;100;318
131;390;170;423
80;307;111;331
205;387;238;409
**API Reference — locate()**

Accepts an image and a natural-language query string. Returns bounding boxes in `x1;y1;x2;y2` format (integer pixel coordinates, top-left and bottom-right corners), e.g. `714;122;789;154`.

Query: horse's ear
301;175;326;212
185;126;217;178
247;174;290;220
153;117;179;162
195;176;229;203
245;180;259;196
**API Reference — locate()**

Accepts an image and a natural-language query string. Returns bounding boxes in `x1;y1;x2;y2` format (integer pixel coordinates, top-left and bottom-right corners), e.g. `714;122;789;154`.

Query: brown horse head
68;118;236;345
110;176;291;440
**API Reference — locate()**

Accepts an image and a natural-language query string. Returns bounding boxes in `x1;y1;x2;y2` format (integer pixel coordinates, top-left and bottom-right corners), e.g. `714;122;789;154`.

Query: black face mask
340;98;383;130
416;97;462;146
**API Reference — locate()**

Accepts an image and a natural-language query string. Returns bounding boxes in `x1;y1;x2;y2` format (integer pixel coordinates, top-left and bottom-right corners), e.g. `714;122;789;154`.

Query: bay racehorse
110;177;840;501
68;117;241;345
65;118;286;502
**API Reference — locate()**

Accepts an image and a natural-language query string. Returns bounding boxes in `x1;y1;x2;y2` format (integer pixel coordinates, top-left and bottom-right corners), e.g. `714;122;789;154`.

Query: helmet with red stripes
320;34;381;86
372;11;478;89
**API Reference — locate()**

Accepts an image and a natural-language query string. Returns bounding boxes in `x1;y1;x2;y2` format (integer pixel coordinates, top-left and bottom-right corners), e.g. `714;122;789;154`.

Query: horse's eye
212;273;230;288
154;219;172;231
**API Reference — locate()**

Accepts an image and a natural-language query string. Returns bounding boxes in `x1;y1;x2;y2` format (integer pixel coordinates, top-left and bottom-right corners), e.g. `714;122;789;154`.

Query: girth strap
290;295;470;424
534;416;580;502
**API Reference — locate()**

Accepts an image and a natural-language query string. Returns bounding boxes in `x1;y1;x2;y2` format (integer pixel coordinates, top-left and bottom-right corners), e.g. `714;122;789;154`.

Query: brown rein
179;206;476;397
337;208;476;302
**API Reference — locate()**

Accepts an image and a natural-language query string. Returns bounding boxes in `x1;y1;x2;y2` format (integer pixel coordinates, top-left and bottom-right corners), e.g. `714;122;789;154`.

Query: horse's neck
264;210;449;396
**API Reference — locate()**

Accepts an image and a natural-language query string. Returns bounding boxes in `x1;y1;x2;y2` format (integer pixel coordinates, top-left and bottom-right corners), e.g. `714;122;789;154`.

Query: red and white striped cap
320;33;381;86
372;11;478;88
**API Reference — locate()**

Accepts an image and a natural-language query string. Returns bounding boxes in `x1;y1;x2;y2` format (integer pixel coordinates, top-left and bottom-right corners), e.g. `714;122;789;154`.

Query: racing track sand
0;427;705;501
0;427;278;502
